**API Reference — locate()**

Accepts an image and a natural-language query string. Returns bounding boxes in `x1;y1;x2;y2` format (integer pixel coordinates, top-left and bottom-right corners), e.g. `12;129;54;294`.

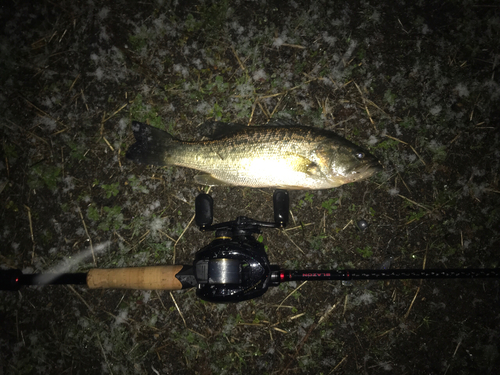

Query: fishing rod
1;190;499;302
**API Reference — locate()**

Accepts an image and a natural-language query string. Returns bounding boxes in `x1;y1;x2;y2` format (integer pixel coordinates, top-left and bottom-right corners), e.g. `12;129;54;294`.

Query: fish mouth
368;160;383;171
345;161;383;182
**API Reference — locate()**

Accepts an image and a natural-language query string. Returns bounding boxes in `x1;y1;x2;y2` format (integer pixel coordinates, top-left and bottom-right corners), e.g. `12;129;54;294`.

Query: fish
125;119;382;190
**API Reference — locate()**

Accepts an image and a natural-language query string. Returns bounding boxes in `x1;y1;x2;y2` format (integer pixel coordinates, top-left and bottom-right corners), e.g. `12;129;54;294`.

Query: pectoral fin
305;162;321;176
286;154;322;176
194;174;231;186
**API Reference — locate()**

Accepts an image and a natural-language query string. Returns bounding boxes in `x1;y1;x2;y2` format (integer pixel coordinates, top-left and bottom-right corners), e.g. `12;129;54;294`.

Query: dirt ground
1;1;499;374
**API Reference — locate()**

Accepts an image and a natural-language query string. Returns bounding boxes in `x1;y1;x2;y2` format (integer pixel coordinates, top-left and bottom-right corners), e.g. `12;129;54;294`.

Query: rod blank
275;268;500;282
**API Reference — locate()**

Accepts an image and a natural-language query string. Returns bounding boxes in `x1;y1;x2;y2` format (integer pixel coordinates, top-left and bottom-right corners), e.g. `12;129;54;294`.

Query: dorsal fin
199;121;248;140
265;118;300;127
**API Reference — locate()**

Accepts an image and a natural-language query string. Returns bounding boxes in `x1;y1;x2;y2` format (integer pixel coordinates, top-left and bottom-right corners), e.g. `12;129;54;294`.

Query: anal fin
194;174;231;186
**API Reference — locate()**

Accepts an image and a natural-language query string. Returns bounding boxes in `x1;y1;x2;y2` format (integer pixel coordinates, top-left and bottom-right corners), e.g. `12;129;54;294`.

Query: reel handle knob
195;193;213;229
273;189;289;228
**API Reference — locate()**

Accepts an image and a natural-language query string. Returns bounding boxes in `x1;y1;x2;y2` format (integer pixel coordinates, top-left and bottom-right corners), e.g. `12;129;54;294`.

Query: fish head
318;140;382;187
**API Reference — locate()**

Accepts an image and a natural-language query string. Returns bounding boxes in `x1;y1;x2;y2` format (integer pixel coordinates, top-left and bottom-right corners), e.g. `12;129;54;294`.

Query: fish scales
170;127;324;168
168;127;330;188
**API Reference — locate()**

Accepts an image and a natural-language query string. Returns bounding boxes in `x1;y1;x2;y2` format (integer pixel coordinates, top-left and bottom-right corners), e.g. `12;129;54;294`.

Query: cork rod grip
87;265;184;290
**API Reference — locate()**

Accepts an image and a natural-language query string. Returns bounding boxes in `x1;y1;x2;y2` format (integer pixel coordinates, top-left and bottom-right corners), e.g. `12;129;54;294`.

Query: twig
102;103;128;124
351;325;364;348
138;230;150;244
173;213;195;264
230;46;246;71
354;82;375;128
270;304;294;309
97;332;114;375
157;229;176;242
257;79;317;100
452;338;462;357
343;294;348;316
375;327;396;338
155;290;167;310
115;293;126;310
276;281;307;310
444;338;463;375
289;312;305;321
385;134;426;166
58;28;67;43
23;97;66;129
282;223;313;232
15;310;19;342
329;355;348;374
77;206;96;266
67;285;94;314
281;299;339;375
397;172;412;195
449;131;461;144
405;249;427;320
280;322;317;374
68;74;80;92
238;322;265;327
397;18;410;34
281;230;305;254
81;89;89;111
248;99;258;125
273;327;288;334
342;219;353;231
341;79;353;88
257;92;284;99
100;112;106;136
280;43;306;49
188;329;207;339
257;100;270;119
365;97;389;115
317;302;339;325
102;137;114;151
170;292;187;327
484;187;500;194
397;194;431;212
469;94;481;121
26;129;50;145
24;205;35;264
403;286;420;320
172;187;211;263
270;94;284;118
4;150;9;178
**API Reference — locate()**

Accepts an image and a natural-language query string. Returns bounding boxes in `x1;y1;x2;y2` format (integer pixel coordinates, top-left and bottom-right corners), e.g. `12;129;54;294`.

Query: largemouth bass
126;119;381;190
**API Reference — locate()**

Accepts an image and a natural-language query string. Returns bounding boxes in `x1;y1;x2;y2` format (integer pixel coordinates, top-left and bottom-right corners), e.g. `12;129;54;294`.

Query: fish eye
355;152;365;159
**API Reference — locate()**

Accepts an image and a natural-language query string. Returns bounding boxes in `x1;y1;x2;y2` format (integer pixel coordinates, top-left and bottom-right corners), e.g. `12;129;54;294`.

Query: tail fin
126;121;173;166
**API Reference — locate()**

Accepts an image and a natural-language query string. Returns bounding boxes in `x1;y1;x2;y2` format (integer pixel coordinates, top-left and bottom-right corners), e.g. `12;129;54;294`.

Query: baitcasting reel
190;190;289;302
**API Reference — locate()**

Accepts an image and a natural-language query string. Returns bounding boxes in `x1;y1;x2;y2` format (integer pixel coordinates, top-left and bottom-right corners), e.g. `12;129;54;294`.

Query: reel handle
195;193;213;229
195;189;289;232
273;189;289;227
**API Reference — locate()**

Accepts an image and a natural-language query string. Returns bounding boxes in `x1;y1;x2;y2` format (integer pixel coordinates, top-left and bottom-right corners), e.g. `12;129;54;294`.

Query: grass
1;1;499;374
